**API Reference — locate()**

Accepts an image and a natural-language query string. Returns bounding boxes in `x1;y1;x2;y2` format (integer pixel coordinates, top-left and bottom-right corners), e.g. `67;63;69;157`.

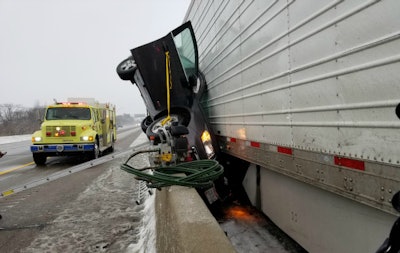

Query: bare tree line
0;104;45;136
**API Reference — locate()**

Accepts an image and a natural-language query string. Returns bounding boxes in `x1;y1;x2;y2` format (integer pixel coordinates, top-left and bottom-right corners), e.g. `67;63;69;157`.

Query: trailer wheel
33;154;46;166
116;56;136;80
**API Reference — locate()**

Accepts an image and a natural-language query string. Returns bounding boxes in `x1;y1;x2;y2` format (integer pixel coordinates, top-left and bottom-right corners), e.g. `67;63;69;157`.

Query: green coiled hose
120;150;224;189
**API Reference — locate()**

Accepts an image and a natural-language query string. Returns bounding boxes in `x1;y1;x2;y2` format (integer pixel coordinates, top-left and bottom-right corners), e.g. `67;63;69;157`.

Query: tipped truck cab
117;21;217;160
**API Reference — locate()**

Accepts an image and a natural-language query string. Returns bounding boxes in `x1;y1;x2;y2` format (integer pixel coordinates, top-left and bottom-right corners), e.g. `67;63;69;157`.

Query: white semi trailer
184;0;400;252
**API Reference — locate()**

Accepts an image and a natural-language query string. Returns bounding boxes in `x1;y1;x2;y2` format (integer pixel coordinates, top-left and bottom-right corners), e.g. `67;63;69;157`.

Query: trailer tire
116;56;136;80
33;154;47;166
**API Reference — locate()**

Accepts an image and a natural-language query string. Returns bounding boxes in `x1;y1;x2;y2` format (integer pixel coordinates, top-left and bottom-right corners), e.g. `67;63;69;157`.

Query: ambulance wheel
91;140;100;160
110;136;115;152
33;154;47;166
116;56;136;80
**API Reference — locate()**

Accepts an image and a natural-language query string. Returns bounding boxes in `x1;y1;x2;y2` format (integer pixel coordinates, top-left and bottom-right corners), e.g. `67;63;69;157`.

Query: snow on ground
21;135;155;252
23;152;156;252
0;128;155;252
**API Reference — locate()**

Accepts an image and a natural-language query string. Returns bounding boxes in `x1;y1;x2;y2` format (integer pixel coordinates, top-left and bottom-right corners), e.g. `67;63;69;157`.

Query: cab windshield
46;108;91;120
173;26;197;81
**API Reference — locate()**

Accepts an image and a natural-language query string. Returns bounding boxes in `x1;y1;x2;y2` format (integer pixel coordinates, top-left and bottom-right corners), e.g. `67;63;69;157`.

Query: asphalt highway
0;127;153;252
0;127;306;253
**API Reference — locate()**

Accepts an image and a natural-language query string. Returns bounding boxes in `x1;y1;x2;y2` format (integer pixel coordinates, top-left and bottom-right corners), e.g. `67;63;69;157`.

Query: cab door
130;21;199;118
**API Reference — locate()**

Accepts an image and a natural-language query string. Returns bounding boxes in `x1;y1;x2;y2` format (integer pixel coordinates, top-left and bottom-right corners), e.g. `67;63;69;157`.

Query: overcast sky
0;0;190;115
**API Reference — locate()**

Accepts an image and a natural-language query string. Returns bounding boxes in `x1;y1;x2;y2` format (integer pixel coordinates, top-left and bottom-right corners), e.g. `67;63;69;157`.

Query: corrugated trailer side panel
185;0;400;252
187;0;400;165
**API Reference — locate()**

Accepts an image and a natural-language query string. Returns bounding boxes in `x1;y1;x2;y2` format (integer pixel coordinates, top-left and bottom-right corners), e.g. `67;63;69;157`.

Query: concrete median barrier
155;186;237;253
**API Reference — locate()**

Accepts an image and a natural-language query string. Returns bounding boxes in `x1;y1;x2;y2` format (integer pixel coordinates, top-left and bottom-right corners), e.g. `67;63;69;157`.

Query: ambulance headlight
80;136;94;141
32;137;42;142
201;130;215;159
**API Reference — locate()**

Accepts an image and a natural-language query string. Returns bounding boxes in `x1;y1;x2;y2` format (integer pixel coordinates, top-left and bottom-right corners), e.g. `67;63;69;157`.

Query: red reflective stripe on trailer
334;156;365;171
250;141;260;148
277;146;293;155
229;137;237;143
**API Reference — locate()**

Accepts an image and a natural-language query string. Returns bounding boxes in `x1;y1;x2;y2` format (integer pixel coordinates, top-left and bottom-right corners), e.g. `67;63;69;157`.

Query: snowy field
0;134;31;145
